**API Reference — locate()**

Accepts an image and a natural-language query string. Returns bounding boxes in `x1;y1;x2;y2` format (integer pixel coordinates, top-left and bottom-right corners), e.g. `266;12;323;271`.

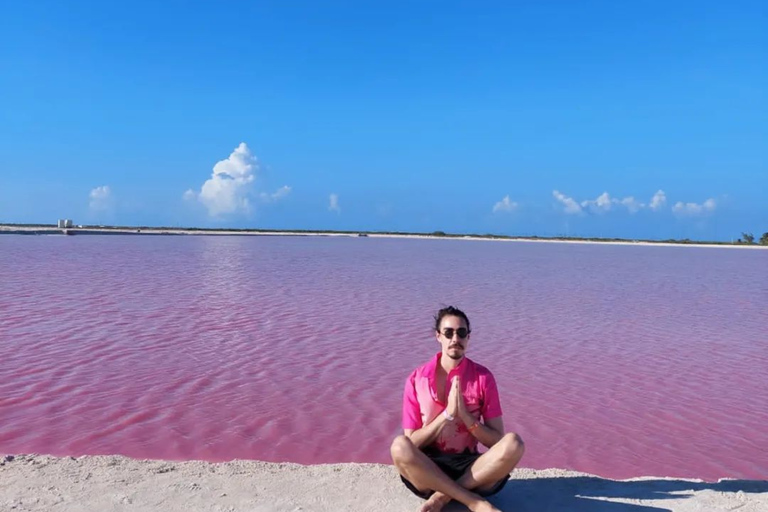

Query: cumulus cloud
185;142;257;216
186;143;291;217
580;191;614;213
259;185;292;203
649;190;667;211
554;189;674;215
204;143;257;214
329;193;340;213
493;195;518;213
620;196;643;213
552;190;583;214
89;185;112;211
672;198;717;216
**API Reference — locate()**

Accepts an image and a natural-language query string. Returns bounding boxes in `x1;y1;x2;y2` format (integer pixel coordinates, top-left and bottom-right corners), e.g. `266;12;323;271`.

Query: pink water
1;235;766;481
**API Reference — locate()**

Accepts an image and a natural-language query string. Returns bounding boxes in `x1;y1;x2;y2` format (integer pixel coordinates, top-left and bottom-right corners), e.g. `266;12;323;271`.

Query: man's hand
454;376;476;426
445;376;460;418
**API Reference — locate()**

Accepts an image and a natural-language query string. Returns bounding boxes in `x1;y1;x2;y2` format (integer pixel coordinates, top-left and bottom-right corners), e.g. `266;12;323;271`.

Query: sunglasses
440;328;470;339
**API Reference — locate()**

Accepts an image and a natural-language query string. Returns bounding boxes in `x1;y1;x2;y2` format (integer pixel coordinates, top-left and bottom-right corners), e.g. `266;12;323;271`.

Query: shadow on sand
440;475;768;512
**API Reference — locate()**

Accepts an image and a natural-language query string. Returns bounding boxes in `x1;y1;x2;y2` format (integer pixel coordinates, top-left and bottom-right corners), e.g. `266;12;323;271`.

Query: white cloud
186;143;293;216
649;190;667;211
553;190;583;215
581;191;614;213
555;190;660;215
329;193;340;213
259;185;292;203
186;143;257;217
672;198;717;216
493;195;518;213
89;185;112;211
620;196;643;213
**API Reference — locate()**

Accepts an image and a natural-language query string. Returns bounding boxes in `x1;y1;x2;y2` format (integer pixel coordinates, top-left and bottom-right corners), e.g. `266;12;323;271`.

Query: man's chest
434;373;447;404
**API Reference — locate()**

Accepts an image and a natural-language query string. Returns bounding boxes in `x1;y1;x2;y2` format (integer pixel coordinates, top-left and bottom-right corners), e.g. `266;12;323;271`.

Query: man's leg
425;433;525;508
390;435;501;512
460;432;525;492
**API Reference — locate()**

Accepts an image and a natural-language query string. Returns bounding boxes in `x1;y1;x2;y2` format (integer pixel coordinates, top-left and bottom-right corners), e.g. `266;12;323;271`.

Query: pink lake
1;235;766;481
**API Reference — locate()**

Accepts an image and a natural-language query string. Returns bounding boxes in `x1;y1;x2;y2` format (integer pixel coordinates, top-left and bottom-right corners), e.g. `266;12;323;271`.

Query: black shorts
400;448;510;500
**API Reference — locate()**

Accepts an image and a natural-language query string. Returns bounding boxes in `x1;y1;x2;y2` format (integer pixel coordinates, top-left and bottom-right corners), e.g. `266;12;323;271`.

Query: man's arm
403;414;449;449
455;375;505;448
459;412;504;448
404;375;460;449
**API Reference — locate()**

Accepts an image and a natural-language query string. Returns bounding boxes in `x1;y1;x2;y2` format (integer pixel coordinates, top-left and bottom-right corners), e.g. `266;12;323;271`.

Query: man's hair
434;306;471;333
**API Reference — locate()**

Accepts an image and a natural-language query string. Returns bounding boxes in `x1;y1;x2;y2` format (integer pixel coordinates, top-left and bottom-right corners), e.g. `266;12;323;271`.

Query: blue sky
1;1;765;240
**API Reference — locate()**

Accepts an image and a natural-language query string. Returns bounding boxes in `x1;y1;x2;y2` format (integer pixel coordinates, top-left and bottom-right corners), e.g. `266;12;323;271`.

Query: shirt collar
424;352;471;404
424;351;470;380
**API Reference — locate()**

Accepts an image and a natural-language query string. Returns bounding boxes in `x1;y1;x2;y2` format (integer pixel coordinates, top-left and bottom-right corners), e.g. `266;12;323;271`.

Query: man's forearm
471;421;504;448
460;412;503;448
406;413;449;449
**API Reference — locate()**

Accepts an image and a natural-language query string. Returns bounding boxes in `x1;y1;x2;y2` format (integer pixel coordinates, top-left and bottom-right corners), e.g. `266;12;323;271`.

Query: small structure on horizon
57;219;74;228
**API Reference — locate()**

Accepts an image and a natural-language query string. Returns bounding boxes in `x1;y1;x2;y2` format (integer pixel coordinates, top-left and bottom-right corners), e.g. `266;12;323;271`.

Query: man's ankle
429;492;450;503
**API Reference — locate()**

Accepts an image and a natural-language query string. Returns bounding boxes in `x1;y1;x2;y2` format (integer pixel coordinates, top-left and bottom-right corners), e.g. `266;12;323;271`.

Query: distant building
57;219;74;228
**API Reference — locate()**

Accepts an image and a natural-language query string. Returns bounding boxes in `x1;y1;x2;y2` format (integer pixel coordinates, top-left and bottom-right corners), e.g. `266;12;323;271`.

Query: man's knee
390;435;417;465
500;432;525;461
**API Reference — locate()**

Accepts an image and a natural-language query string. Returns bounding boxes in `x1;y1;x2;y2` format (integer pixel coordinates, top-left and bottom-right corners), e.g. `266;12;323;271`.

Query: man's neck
439;352;463;374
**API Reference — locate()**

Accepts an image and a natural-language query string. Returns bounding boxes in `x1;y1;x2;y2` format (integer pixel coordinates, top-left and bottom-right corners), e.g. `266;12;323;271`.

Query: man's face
435;315;470;361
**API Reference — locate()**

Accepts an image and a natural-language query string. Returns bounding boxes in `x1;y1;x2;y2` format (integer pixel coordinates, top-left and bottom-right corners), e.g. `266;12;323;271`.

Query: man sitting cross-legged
391;306;525;512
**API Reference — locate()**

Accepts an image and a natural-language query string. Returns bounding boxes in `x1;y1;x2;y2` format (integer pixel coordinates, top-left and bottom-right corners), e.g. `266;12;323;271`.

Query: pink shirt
402;352;503;454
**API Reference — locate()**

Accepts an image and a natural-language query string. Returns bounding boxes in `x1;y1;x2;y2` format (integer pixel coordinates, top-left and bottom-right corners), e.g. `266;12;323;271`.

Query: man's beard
447;347;464;360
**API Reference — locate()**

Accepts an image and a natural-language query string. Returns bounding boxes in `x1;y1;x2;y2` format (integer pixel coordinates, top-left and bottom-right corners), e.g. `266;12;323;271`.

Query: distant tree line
736;232;768;245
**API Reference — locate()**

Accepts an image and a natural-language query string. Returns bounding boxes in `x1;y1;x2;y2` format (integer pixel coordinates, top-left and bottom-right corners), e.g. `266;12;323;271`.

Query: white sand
1;455;766;511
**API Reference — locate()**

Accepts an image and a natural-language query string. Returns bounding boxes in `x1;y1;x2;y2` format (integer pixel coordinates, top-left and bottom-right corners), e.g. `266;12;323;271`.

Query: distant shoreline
1;223;765;249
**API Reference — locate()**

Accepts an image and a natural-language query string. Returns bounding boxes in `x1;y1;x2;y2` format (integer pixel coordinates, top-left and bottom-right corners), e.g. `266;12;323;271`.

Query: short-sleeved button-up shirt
402;352;503;454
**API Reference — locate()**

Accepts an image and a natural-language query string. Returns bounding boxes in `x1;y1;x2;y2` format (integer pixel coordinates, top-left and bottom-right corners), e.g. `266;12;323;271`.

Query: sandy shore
1;455;766;511
1;225;765;249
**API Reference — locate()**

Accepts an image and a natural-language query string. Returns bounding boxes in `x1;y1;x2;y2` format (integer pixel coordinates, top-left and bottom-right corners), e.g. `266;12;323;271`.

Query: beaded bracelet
468;421;481;433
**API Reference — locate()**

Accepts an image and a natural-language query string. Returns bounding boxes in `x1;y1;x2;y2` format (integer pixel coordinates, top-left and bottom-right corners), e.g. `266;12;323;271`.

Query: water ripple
1;235;766;481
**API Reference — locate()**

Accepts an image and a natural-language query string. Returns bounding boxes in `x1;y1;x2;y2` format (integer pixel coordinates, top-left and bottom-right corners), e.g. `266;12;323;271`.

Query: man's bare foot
468;500;502;512
419;492;451;512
